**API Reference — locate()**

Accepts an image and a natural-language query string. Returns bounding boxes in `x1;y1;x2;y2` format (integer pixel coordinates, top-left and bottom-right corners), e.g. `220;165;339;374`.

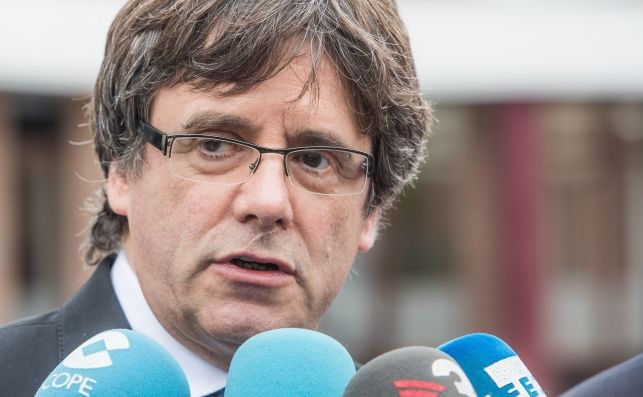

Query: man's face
107;54;379;368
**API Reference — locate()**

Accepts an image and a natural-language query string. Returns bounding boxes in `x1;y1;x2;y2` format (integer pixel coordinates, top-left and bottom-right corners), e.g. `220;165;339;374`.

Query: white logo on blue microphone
484;356;545;397
62;330;131;369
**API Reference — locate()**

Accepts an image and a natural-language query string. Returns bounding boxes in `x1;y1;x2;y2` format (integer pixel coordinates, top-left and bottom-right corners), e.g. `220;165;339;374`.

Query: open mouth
231;257;280;271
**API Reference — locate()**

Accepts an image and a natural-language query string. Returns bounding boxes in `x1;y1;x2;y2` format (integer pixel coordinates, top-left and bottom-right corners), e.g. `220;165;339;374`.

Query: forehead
149;54;370;150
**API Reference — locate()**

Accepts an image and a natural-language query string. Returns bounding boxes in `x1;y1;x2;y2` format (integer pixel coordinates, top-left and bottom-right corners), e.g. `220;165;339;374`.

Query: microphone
34;329;189;396
342;346;478;397
439;333;546;397
225;328;356;397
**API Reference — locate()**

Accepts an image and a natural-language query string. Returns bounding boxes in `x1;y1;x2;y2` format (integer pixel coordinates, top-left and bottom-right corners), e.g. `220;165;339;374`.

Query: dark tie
202;389;225;397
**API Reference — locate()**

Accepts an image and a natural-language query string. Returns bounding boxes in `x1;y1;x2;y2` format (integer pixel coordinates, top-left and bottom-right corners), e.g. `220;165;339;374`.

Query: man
0;1;430;396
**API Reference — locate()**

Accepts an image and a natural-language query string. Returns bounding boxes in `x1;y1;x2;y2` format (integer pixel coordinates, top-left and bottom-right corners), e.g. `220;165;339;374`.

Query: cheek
127;176;225;274
126;183;178;284
133;177;228;235
302;198;365;298
324;198;366;255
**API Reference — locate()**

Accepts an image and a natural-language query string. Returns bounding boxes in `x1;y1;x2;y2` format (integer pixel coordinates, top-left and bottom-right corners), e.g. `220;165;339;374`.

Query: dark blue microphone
439;333;546;397
34;329;189;396
225;328;356;397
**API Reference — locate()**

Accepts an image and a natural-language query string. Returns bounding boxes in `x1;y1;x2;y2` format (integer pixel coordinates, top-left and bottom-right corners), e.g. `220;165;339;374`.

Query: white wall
1;0;642;101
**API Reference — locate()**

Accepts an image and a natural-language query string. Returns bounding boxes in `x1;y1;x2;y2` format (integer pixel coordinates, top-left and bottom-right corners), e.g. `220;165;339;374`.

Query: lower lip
211;263;294;287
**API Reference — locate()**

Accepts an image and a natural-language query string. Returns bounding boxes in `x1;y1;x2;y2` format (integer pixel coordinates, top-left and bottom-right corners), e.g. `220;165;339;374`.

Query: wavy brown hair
85;0;432;266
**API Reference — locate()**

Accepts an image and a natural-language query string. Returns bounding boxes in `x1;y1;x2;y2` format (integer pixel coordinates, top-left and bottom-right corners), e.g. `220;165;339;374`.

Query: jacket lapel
58;255;131;360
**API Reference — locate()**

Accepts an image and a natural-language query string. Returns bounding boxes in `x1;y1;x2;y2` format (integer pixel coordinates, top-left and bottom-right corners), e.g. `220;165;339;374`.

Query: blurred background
1;0;642;394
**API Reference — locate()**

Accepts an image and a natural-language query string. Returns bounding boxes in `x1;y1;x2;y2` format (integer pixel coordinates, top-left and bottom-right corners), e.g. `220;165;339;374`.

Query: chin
199;298;317;339
203;311;301;341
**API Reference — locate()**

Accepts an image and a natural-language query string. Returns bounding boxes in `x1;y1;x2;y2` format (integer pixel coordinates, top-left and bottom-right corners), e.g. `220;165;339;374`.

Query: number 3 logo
432;358;477;397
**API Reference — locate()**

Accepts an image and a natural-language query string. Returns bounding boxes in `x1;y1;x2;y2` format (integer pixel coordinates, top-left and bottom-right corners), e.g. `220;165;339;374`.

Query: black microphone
343;346;478;397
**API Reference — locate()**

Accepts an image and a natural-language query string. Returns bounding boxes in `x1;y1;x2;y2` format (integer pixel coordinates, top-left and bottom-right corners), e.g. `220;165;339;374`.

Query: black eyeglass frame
140;122;375;180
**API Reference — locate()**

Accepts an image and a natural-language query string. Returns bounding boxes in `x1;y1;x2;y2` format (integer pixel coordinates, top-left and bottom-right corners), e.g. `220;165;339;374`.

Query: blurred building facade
0;94;641;394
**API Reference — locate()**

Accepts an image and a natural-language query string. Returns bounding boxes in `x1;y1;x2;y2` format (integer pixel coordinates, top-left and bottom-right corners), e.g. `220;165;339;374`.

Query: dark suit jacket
561;353;643;397
0;257;130;396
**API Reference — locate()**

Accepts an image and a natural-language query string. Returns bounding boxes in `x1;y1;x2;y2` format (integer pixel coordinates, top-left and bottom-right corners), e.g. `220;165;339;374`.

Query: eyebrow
180;110;357;150
292;129;352;149
181;111;258;135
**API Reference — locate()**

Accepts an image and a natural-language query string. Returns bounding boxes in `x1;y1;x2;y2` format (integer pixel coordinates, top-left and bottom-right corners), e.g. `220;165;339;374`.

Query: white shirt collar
110;250;227;397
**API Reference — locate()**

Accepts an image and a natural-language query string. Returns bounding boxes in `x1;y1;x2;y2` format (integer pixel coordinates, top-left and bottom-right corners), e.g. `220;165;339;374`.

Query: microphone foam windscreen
439;333;546;397
343;346;477;397
35;329;189;397
225;328;356;397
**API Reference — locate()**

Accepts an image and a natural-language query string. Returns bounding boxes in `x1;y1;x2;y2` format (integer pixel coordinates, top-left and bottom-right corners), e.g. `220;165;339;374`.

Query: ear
107;163;131;217
358;207;380;252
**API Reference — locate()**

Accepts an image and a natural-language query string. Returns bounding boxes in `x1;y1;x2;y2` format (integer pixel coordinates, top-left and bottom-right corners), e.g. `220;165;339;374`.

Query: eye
300;151;330;170
196;138;241;160
200;139;224;153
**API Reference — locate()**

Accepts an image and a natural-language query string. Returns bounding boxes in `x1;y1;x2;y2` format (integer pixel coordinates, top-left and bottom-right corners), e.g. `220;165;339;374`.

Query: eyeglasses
141;123;375;195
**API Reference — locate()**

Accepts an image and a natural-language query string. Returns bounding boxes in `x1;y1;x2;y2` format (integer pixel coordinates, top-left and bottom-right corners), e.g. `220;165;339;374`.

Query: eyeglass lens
167;136;368;195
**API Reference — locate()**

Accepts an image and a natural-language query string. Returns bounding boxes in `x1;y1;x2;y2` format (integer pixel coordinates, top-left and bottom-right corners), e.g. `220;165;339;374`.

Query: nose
231;154;294;230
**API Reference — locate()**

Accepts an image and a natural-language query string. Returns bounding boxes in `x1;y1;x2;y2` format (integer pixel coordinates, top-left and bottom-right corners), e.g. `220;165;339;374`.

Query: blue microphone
225;328;356;397
439;333;546;397
34;329;189;396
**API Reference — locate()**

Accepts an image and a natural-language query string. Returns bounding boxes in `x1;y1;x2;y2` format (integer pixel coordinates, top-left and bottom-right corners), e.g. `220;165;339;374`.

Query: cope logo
484;356;545;397
62;330;131;369
39;330;131;396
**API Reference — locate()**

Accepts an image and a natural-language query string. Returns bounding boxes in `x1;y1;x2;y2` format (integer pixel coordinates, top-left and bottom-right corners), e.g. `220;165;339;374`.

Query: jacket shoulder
0;311;63;396
0;257;128;396
561;353;643;397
